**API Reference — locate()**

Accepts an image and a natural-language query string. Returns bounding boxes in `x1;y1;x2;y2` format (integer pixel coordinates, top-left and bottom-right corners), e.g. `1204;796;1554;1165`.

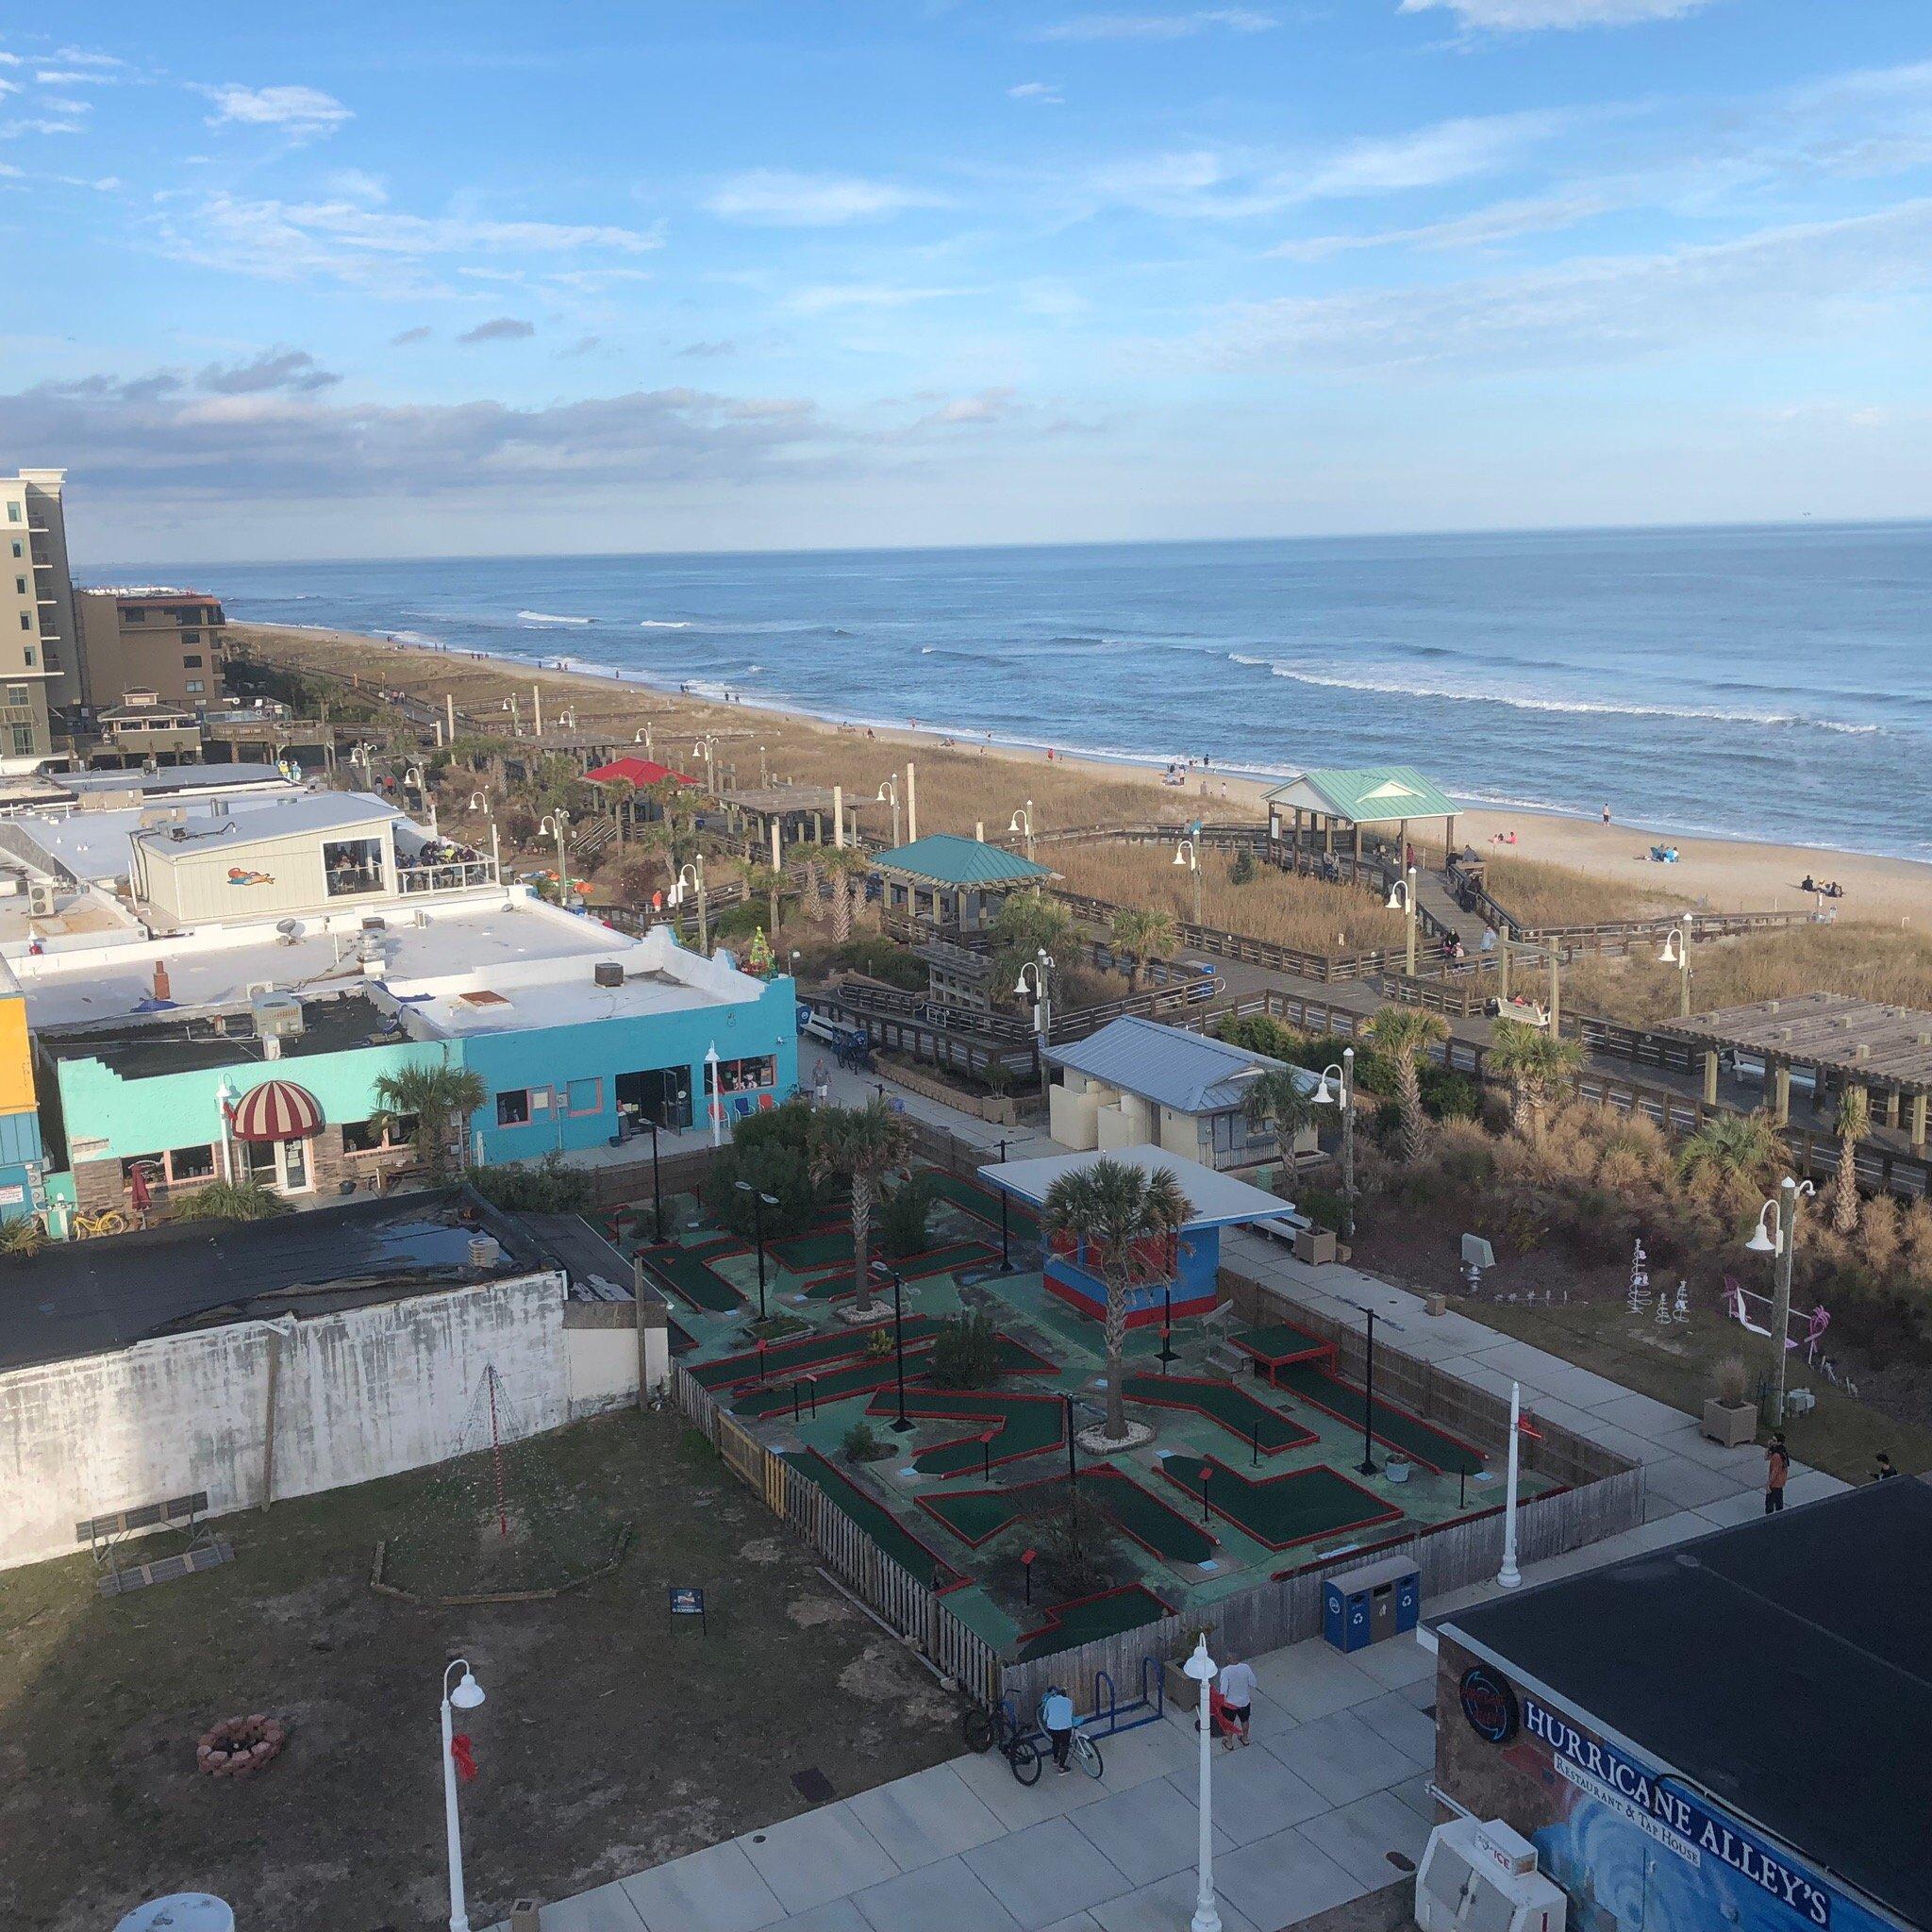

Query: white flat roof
976;1143;1291;1229
133;791;398;854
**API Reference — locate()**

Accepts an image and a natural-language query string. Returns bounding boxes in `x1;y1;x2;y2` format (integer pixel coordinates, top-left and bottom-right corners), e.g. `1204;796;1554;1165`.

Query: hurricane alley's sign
1522;1697;1832;1928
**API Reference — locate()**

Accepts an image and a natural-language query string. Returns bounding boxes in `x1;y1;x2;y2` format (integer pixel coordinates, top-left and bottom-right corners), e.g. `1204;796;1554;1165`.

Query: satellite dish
114;1898;235;1932
275;918;303;945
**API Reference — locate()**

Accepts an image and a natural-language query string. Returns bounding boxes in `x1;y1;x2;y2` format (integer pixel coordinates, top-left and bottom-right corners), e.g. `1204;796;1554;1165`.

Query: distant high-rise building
0;469;77;759
75;589;229;712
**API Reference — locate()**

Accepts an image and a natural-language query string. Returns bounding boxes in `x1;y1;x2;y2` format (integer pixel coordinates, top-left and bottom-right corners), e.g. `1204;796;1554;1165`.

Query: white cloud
52;49;129;69
37;97;92;116
1035;9;1275;39
194;83;354;142
36;69;119;85
704;169;946;226
1270;192;1611;258
789;283;969;314
921;386;1021;426
1008;82;1065;104
1397;0;1717;27
0;118;86;138
325;168;387;205
0;80;16;97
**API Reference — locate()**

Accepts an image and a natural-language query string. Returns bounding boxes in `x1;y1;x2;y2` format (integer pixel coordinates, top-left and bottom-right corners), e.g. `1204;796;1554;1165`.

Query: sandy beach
234;620;1932;926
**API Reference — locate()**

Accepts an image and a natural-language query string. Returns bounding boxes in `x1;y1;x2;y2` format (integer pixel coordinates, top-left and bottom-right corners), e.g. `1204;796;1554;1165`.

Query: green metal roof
1263;765;1457;825
870;832;1055;888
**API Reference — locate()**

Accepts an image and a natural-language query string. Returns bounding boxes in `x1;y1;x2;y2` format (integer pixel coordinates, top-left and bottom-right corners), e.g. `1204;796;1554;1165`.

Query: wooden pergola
717;782;842;848
1264;766;1460;874
1660;991;1932;1148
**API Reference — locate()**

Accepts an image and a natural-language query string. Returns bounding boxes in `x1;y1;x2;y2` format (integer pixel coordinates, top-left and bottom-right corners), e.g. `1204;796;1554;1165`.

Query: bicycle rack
1083;1655;1167;1740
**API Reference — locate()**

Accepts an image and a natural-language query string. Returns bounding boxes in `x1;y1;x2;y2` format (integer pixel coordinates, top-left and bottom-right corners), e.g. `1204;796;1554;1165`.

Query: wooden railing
1050;888;1399;983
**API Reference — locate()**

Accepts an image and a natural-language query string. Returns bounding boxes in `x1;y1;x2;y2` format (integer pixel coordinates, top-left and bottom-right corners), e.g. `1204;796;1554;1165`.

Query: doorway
616;1066;692;1134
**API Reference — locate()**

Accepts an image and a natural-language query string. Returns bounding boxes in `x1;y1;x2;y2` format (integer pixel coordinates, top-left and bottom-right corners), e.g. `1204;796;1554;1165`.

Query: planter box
1293;1226;1338;1266
1702;1398;1758;1447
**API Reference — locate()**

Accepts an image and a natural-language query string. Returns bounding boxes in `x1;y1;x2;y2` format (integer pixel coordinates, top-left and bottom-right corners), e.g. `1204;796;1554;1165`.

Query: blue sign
668;1586;706;1616
1523;1697;1837;1930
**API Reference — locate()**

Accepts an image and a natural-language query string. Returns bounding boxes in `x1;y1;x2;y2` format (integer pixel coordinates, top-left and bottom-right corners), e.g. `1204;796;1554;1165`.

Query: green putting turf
690;1314;942;1390
868;1389;1064;1475
1015;1584;1174;1662
1118;1374;1318;1454
1267;1359;1486;1474
637;1237;748;1314
928;1172;1041;1239
919;1464;1216;1566
729;1331;1050;1417
1233;1322;1335;1374
783;1451;964;1589
768;1227;855;1272
800;1241;996;1299
1159;1455;1402;1551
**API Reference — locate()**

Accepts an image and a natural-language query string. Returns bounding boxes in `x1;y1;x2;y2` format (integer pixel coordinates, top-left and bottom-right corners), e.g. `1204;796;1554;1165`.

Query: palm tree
373;1059;489;1175
1109;908;1177;991
991;893;1074;997
810;1099;914;1307
745;864;786;943
1364;1007;1450;1165
603;775;637;848
1485;1019;1585;1140
1041;1158;1193;1443
822;847;869;941
1675;1111;1783;1190
1831;1085;1869;1234
1242;1067;1316;1168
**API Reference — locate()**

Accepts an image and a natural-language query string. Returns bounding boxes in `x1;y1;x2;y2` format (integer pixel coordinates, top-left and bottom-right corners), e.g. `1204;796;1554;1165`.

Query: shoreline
232;619;1932;924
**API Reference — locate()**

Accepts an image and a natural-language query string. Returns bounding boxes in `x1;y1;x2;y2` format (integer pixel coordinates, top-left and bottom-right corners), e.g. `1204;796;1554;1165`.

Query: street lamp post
736;1182;779;1322
1009;802;1036;864
993;1136;1015;1272
1498;1381;1524;1590
675;858;708;952
871;1260;913;1430
646;1113;665;1242
539;809;571;898
439;1659;486;1932
1658;914;1694;1018
1313;1047;1357;1241
1015;949;1055;1099
876;774;902;848
1386;867;1419;977
1747;1175;1813;1427
1174;836;1203;928
692;734;718;791
704;1042;722;1148
1183;1637;1223;1932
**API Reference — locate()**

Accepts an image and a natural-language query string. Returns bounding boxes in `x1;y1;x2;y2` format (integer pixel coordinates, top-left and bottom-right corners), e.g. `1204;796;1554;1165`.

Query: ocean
138;522;1932;861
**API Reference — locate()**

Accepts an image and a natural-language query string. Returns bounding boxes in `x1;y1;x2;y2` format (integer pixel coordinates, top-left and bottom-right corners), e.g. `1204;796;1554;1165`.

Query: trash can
1323;1555;1422;1654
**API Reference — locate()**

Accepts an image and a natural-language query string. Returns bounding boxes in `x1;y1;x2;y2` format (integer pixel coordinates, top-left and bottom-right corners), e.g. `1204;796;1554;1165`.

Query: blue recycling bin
1323;1556;1422;1654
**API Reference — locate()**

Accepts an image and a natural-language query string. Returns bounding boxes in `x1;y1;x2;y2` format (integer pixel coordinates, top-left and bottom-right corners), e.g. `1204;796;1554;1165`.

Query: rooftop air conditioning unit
251;990;305;1061
1416;1818;1566;1932
594;961;625;989
26;881;58;920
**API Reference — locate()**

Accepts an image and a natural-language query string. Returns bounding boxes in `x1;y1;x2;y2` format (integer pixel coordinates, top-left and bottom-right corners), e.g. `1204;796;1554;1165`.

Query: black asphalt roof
0;1190;543;1374
1445;1478;1932;1929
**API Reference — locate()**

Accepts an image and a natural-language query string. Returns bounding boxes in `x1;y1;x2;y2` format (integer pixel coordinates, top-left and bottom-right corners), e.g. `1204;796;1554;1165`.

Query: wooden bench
78;1491;234;1597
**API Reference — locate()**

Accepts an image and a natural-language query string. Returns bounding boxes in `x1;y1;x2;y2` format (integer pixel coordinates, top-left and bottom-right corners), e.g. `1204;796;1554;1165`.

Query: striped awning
229;1079;324;1143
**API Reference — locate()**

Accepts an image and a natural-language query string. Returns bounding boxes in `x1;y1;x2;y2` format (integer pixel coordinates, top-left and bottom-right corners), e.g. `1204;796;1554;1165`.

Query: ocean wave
638;620;690;629
519;609;593;626
389;628;445;650
1262;665;1885;734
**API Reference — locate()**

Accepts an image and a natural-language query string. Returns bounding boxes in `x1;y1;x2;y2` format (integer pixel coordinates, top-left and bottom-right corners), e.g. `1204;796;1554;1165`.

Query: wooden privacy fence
672;1365;1001;1707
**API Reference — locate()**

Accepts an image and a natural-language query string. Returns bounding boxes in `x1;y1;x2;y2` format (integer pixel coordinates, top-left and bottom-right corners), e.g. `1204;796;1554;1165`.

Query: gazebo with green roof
1264;765;1459;875
869;831;1057;932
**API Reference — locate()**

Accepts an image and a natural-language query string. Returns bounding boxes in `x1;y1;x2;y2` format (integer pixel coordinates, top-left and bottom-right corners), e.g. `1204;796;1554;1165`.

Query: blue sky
5;0;1932;560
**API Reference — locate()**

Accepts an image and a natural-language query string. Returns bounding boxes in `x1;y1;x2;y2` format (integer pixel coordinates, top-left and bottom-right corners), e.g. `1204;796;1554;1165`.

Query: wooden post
770;819;781;870
833;785;844;847
1912;1091;1927;1151
906;761;918;842
446;691;457;741
533;684;543;738
1445;813;1457;869
1774;1062;1790;1126
1703;1048;1720;1107
1886;1087;1902;1130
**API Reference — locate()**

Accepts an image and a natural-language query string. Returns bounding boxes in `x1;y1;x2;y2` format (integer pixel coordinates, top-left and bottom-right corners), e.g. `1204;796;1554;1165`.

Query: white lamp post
1008;802;1036;863
539;809;570;897
1183;1636;1223;1932
1386;867;1419;977
1658;914;1694;1018
215;1075;239;1185
440;1657;486;1932
1312;1045;1357;1240
876;774;902;848
1746;1175;1813;1426
705;1042;723;1147
1015;949;1055;1098
633;724;654;756
1174;836;1203;928
674;858;708;952
1498;1381;1524;1590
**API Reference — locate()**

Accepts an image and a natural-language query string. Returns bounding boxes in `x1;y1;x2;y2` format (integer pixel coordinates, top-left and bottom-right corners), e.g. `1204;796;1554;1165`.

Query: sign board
72;1136;111;1159
0;1184;24;1209
668;1586;708;1633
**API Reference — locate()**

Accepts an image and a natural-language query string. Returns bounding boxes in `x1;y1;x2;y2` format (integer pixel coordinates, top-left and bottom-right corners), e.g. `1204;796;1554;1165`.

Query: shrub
1029;1491;1116;1599
1229;847;1257;886
166;1180;289;1224
841;1421;889;1462
878;1173;937;1257
926;1310;1003;1390
470;1154;593;1213
713;902;767;943
1713;1356;1750;1406
702;1138;816;1241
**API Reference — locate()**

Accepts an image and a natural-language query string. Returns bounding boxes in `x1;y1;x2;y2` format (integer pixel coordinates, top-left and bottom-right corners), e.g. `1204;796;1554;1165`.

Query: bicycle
1037;1691;1104;1781
70;1208;131;1241
960;1699;1041;1785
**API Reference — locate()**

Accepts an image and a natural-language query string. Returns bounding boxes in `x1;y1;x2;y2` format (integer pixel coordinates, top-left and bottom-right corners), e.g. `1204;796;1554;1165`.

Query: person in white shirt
1041;1686;1076;1773
1217;1655;1257;1749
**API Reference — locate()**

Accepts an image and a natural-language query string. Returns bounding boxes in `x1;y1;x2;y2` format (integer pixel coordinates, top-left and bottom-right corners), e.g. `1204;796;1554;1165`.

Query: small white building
1044;1014;1320;1171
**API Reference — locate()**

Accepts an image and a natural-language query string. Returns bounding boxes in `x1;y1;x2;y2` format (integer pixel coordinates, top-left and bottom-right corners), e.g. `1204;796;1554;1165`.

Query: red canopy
584;756;694;789
229;1079;324;1143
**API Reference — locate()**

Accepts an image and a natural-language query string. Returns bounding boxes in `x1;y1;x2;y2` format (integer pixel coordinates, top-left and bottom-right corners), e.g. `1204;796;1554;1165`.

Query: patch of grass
1480;852;1688;930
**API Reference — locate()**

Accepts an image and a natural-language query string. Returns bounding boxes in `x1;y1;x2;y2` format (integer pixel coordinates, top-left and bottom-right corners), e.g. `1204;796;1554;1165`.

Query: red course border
864;1388;1067;1477
1158;1454;1404;1552
915;1460;1220;1564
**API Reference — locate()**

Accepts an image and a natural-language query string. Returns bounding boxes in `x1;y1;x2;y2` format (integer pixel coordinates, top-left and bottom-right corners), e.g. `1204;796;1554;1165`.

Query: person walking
1041;1685;1076;1774
1874;1451;1899;1481
1601;802;1612;825
1217;1652;1257;1749
1764;1432;1790;1514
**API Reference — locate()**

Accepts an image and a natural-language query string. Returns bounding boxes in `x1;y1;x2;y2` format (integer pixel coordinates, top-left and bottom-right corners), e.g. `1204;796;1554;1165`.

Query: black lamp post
647;1113;665;1244
871;1260;912;1431
1158;1283;1175;1368
994;1136;1015;1273
1358;1307;1381;1475
735;1181;778;1323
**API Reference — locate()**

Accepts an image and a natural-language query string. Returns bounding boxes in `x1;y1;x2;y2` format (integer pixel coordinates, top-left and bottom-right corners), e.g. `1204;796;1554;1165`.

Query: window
182;653;204;668
186;680;204;694
495;1089;531;1127
182;632;201;645
6;685;25;707
8;541;19;558
16;613;27;632
11;578;22;596
9;726;33;757
124;607;144;622
323;835;385;896
22;647;32;667
705;1053;778;1095
566;1077;604;1116
118;1145;217;1190
5;504;18;524
344;1114;416;1154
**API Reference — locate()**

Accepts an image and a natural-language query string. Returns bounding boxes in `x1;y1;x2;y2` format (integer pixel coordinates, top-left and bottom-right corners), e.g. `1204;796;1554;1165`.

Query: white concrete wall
1050;1082;1102;1150
1158;1106;1207;1161
562;1304;666;1416
0;1270;569;1573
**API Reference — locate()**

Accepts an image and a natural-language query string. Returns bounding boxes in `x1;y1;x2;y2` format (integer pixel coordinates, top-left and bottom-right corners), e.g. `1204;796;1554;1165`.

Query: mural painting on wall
226;867;276;888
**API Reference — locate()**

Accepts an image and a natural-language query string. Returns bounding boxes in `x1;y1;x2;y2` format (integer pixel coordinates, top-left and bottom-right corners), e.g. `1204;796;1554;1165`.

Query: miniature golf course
730;1333;1058;1419
637;1236;750;1313
783;1450;966;1590
928;1172;1041;1239
800;1241;997;1299
1232;1321;1336;1382
868;1388;1066;1475
1118;1374;1318;1455
918;1464;1217;1566
690;1315;944;1390
1015;1584;1174;1662
768;1226;858;1273
1266;1359;1486;1474
1159;1454;1404;1550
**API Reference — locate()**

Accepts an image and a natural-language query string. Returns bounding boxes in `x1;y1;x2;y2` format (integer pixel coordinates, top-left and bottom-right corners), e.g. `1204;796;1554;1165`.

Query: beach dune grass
1477;852;1688;931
